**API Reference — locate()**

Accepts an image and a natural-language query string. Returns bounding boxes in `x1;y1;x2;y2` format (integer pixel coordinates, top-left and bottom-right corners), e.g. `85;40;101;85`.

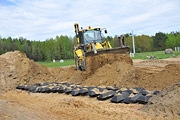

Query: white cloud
0;0;180;40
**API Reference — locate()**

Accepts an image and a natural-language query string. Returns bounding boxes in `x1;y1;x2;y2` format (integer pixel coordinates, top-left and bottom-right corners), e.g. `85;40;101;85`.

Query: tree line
106;31;180;53
0;35;76;61
0;31;180;61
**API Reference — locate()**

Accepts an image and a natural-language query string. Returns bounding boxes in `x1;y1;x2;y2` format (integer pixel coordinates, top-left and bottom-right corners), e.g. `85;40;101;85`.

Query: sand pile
142;82;180;119
57;53;134;85
0;51;60;93
61;54;135;86
81;61;135;86
85;54;133;74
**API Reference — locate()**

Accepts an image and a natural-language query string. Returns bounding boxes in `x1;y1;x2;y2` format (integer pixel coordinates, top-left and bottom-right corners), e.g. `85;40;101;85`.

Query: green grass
132;51;180;59
37;59;75;68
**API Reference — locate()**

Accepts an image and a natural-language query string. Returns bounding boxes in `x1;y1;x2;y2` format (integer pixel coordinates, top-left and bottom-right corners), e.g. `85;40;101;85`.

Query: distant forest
0;31;180;61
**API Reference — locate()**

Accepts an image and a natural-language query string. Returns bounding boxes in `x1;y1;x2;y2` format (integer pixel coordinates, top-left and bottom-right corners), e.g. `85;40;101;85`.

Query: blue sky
0;0;180;40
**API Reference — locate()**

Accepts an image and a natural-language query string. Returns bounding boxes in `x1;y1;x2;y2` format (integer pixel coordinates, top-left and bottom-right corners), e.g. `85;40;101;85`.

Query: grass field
37;51;180;67
132;51;180;59
37;59;75;67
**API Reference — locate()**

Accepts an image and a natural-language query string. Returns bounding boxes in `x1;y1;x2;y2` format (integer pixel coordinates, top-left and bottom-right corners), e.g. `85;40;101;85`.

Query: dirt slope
142;82;180;119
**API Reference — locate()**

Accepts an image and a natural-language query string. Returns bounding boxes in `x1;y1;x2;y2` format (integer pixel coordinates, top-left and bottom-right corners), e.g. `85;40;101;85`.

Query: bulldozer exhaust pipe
118;35;125;47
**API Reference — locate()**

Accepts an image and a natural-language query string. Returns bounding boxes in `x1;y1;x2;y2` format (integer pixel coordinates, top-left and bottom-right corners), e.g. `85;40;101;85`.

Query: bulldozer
73;23;130;71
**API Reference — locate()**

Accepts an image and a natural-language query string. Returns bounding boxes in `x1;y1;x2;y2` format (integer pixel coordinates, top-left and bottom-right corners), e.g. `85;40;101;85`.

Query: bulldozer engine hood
94;42;104;49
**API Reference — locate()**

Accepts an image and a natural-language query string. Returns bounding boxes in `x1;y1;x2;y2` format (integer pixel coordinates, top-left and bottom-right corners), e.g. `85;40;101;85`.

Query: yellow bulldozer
73;23;130;71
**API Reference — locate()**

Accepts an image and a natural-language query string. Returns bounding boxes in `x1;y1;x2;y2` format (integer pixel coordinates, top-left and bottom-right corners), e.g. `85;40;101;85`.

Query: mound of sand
81;61;135;86
85;54;133;75
142;82;180;119
0;51;61;93
64;53;134;86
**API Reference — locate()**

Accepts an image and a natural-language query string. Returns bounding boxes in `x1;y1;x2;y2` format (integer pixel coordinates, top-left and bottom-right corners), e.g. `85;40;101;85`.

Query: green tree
125;35;153;53
153;32;167;51
176;34;180;47
165;34;176;49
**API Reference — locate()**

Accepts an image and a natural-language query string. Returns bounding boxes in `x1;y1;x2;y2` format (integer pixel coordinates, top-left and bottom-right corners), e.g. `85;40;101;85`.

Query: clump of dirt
0;51;61;93
142;82;180;119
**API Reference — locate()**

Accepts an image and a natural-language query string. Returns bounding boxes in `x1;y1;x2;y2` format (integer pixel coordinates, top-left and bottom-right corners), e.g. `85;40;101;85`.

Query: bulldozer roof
79;28;100;32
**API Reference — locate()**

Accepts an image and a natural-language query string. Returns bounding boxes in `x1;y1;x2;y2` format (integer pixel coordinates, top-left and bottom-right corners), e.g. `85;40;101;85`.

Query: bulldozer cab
83;30;102;44
79;29;102;45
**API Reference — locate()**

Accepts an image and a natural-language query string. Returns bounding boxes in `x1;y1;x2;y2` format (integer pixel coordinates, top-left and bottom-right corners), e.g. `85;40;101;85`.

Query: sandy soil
0;91;166;120
1;51;180;120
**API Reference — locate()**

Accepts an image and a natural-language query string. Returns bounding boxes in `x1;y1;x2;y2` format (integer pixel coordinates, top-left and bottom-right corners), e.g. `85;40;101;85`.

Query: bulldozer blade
85;46;130;57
